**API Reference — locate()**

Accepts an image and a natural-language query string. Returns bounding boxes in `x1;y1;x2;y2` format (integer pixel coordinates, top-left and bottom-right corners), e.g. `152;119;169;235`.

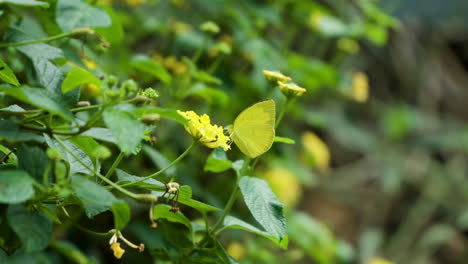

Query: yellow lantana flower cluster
177;110;230;151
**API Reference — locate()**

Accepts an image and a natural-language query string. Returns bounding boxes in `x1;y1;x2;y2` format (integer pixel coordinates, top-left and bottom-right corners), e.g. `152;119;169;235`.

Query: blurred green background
4;0;468;263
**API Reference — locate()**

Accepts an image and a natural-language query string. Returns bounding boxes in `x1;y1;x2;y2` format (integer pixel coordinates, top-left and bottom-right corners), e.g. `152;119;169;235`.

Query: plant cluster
0;0;397;263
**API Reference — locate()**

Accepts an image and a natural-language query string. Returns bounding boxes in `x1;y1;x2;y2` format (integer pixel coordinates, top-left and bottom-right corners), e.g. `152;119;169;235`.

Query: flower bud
262;70;292;85
106;75;119;87
46;148;62;161
141;88;159;99
278;81;306;97
121;79;138;93
141;114;161;125
91;145;112;160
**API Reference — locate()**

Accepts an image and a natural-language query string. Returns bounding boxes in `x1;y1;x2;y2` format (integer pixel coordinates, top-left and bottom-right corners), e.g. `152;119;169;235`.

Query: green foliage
62;68;101;93
0;170;34;203
0;0;399;263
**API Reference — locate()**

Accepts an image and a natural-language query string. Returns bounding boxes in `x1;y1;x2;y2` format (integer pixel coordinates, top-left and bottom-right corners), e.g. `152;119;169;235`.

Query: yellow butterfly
230;99;276;158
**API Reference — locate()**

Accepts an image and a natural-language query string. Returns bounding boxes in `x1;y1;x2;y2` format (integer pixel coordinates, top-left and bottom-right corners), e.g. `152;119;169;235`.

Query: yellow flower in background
82;58;96;70
262;70;292;84
278;81;306;97
110;242;125;259
177;110;230;151
351;72;369;103
366;257;396;264
302;131;330;172
263;167;301;207
227;242;246;261
125;0;145;7
81;83;102;97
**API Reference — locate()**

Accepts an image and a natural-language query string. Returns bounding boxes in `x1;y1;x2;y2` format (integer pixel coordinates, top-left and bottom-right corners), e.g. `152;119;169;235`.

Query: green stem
211;185;239;233
104;151;125;179
119;141;197;187
0;31;76;48
53;135;140;200
62;207;111;237
275;97;293;128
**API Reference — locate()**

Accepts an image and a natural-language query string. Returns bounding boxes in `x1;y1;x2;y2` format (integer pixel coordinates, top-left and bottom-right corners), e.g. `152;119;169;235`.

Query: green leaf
71;175;119;218
7;204;53;252
111;201;131;230
313;14;349;37
189;83;228;106
44;135;95;175
56;0;111;32
287;212;338;262
133;107;187;125
0;86;73;121
18;145;49;182
80;127;117;143
69;136;101;165
232;160;244;176
131;55;172;84
204;148;232;173
0;56;19;86
0;104;26;113
103;109;146;155
0;0;49;7
0;170;34;204
62;68;101;93
116;169;165;191
223;215;288;249
143;145;176;177
94;5;124;45
194;71;221;85
152;185;221;213
274;136;296;144
0;119;44;142
0;144;18;165
50;241;90;264
36;204;61;224
238;176;286;241
153;204;192;231
159;220;193;249
6;29;64;93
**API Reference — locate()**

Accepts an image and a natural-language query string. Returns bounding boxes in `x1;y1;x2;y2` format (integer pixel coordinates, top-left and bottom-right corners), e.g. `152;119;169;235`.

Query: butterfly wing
232;100;276;158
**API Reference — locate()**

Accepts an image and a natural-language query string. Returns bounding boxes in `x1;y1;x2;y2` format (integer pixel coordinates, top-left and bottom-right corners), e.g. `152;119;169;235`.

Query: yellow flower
302;131;330;172
278;81;306;97
262;70;292;84
351;72;369;103
227;242;246;261
177;110;230;151
110;242;125;259
263;167;301;207
82;58;96;70
81;83;101;97
366;257;396;264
